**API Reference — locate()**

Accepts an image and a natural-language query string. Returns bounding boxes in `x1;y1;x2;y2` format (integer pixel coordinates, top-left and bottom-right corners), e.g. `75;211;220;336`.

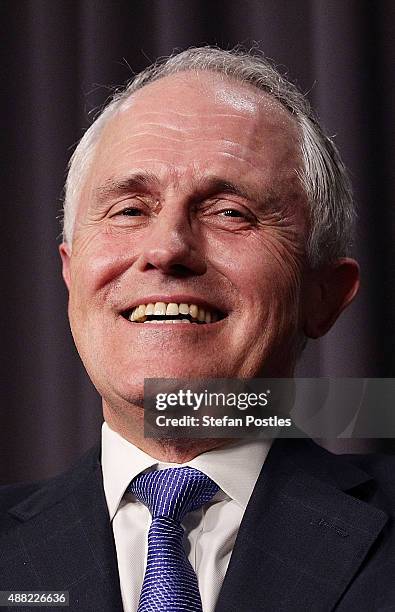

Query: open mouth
122;302;225;324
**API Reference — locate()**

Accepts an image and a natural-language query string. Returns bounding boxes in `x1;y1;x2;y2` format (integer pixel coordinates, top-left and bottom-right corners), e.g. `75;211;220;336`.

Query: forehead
86;71;302;192
119;69;295;119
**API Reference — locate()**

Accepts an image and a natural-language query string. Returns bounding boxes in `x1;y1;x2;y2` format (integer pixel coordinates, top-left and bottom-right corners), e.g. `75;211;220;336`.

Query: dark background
1;0;394;484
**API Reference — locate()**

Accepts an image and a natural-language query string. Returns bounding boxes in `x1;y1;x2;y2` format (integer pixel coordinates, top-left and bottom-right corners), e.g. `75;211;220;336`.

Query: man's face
60;72;309;412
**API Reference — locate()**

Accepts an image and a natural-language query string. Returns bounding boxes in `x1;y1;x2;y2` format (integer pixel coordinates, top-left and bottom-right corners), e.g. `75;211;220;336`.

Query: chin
121;365;212;385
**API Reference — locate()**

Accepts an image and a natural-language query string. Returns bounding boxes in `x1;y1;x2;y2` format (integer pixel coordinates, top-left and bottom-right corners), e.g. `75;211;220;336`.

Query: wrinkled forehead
121;69;295;114
84;70;302;196
109;70;299;141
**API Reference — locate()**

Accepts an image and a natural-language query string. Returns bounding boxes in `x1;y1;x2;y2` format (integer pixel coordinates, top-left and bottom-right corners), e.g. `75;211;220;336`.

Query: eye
120;207;143;216
220;209;245;217
199;198;256;230
107;199;150;227
109;199;148;219
216;206;255;223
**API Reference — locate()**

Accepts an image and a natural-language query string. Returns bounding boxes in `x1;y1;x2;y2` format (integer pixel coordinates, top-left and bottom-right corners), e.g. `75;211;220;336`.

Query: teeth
166;303;179;316
198;307;206;322
129;305;146;322
189;304;198;318
131;308;139;322
128;302;221;323
171;319;192;324
145;303;155;316
137;305;146;318
154;302;167;315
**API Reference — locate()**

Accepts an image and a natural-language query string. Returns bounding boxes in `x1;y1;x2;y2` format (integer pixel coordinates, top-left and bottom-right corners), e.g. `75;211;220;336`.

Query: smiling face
60;71;310;426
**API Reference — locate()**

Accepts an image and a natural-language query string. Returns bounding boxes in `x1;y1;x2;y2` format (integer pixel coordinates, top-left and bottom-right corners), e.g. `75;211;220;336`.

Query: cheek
205;230;305;364
204;229;304;304
70;230;140;300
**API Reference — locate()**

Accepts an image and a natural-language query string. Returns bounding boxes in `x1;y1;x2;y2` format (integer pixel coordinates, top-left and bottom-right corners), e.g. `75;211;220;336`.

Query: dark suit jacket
1;438;395;611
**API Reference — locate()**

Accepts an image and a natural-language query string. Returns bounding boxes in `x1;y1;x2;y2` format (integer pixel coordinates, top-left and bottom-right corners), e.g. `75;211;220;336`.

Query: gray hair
63;46;355;268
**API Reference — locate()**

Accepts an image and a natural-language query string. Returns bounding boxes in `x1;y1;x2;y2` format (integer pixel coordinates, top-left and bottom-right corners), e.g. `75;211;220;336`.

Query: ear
302;258;360;339
59;242;72;291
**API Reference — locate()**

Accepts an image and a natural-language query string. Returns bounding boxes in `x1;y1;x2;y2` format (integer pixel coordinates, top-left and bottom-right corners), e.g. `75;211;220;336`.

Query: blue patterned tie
129;467;219;612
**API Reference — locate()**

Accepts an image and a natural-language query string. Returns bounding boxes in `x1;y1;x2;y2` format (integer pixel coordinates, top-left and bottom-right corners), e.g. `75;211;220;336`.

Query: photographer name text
155;414;291;428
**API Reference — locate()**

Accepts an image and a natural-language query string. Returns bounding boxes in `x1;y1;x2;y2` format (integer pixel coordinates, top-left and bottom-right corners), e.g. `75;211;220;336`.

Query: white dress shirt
101;422;272;612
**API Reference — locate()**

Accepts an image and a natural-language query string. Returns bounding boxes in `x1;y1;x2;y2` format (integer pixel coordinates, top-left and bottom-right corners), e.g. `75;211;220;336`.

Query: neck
103;402;233;462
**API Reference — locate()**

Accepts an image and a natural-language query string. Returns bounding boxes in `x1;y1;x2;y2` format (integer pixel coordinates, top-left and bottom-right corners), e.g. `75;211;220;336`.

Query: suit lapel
3;438;388;612
2;446;123;612
215;438;388;612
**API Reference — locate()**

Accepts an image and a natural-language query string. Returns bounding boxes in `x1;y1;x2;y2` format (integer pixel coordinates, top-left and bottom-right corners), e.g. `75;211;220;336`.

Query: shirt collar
101;421;272;520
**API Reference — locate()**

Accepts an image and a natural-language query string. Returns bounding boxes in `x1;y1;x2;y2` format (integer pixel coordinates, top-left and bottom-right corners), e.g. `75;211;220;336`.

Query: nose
135;207;207;277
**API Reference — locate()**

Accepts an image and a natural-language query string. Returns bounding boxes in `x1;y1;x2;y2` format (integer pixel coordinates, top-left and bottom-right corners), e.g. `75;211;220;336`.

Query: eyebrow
191;176;277;207
95;171;282;210
95;172;160;205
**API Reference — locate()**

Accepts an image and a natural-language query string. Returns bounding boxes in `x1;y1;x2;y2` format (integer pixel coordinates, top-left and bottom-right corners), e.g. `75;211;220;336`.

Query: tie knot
129;467;219;522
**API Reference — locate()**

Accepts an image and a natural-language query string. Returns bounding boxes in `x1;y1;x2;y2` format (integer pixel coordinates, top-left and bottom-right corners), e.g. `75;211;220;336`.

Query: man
1;47;394;611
